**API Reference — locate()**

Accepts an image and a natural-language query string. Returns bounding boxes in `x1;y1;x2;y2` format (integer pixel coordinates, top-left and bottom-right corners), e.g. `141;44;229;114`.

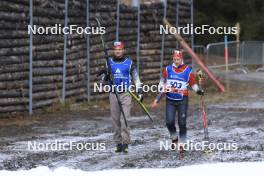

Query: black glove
197;89;204;96
138;94;143;102
96;70;110;82
96;69;106;77
136;87;143;102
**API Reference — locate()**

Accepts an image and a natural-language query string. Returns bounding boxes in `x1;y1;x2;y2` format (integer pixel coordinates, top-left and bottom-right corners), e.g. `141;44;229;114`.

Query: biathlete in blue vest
99;41;143;153
151;50;204;150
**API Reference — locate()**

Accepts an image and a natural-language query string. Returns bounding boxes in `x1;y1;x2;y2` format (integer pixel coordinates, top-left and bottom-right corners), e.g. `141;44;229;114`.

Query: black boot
122;144;128;153
115;144;123;153
171;138;178;150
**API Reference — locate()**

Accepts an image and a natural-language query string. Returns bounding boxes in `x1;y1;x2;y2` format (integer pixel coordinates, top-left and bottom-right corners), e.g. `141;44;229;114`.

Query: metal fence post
262;43;264;67
132;0;138;6
86;0;90;102
29;0;33;114
62;0;68;102
241;41;245;66
191;0;194;50
136;0;141;73
224;35;229;72
176;0;179;49
160;0;167;76
116;0;120;41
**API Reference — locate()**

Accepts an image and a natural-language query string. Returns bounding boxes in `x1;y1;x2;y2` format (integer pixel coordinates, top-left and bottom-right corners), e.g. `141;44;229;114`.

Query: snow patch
0;162;263;176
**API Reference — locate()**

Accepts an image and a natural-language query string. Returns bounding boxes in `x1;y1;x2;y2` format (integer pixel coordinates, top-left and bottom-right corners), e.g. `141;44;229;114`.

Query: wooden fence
0;0;192;114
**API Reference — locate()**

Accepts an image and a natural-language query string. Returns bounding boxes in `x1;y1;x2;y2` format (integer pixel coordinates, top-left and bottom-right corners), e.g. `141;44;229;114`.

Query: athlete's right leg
165;98;177;140
109;93;122;144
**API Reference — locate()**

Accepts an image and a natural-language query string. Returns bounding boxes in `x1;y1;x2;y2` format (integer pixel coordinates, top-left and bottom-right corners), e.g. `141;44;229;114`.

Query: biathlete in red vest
151;50;204;150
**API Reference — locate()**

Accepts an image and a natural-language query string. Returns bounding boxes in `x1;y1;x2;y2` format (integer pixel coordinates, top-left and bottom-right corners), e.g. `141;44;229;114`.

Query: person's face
173;57;183;66
114;48;124;58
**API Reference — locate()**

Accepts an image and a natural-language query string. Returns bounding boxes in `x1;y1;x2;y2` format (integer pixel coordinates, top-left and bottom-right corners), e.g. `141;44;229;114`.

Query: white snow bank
0;162;263;176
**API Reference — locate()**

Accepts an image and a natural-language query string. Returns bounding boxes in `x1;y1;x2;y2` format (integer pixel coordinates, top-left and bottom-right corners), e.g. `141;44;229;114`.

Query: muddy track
0;86;264;171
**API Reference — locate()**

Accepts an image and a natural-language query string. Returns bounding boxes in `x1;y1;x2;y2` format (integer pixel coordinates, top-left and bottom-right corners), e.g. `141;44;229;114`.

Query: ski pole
197;70;209;140
200;95;209;140
95;17;128;127
129;91;153;122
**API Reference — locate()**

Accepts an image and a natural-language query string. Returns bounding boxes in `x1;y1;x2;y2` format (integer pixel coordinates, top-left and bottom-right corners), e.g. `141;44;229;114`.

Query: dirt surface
0;81;264;171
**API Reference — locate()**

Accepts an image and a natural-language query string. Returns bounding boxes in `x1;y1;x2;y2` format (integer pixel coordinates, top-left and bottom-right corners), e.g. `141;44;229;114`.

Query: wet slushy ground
0;81;263;171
